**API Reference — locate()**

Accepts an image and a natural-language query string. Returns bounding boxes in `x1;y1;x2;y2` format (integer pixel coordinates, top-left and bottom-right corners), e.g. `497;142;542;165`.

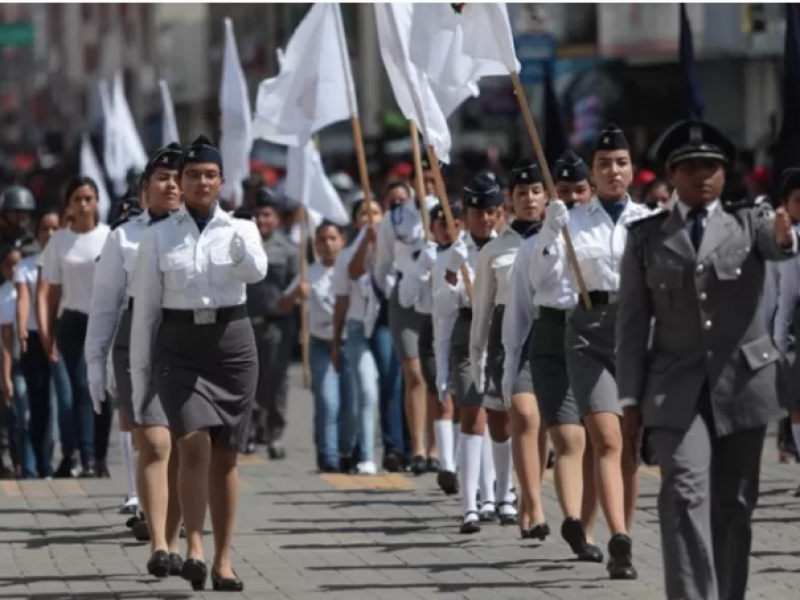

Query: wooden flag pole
509;71;592;310
350;116;374;224
298;205;311;390
424;143;473;301
409;121;430;243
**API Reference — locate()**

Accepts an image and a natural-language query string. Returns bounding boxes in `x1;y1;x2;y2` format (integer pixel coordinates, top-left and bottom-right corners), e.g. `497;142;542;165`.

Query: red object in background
388;162;413;180
633;169;657;187
249;160;279;187
747;166;771;190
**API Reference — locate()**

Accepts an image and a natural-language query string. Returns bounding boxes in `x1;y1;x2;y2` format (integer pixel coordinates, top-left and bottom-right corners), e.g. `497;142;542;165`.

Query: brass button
699;292;707;302
735;268;742;276
706;350;713;359
703;320;713;330
696;264;705;274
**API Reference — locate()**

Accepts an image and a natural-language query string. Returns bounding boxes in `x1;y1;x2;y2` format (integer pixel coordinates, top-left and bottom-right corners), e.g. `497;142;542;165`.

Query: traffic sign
0;23;33;48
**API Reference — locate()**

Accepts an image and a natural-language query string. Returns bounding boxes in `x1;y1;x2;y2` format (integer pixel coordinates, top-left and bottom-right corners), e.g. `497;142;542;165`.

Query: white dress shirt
332;228;371;324
85;212;151;395
41;224;111;314
13;254;40;332
129;205;268;409
373;201;427;297
285;262;337;341
398;245;434;315
470;225;522;391
531;196;652;296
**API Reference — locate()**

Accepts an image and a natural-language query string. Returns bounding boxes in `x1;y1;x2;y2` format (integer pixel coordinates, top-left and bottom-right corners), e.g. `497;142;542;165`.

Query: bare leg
208;447;239;579
177;431;211;561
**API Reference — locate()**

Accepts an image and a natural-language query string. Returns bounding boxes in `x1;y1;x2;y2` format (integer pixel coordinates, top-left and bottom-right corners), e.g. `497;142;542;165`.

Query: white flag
286;141;350;226
159;80;180;146
100;80;124;191
408;3;520;89
375;3;476;164
110;72;148;194
219;19;253;208
252;3;354;147
80;135;112;223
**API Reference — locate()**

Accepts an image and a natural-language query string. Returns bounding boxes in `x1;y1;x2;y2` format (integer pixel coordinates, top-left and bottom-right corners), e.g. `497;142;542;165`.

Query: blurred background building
0;3;793;190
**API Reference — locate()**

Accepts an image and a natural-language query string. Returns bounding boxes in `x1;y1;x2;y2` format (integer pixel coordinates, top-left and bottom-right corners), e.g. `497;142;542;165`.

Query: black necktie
688;207;708;250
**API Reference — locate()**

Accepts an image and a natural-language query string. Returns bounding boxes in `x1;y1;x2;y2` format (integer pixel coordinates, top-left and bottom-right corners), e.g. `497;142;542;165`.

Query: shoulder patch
626;209;669;232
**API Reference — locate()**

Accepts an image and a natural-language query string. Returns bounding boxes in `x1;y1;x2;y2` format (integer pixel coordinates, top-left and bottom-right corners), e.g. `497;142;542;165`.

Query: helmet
0;186;36;212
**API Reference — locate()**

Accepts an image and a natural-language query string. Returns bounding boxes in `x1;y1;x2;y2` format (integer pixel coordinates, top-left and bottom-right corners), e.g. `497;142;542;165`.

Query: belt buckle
193;309;217;325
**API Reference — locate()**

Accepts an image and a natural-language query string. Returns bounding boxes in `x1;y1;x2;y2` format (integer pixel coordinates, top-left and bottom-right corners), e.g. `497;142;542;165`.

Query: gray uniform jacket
617;202;795;436
246;231;299;318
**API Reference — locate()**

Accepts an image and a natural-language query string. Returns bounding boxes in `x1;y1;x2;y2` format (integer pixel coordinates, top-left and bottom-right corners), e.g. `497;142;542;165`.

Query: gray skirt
389;283;421;360
488;305;534;396
112;307;168;428
565;304;621;418
418;314;437;396
529;307;582;427
449;309;505;412
154;308;257;452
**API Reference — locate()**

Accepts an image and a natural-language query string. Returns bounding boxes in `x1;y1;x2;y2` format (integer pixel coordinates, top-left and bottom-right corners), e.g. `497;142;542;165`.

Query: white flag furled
100;80;125;190
109;72;148;194
375;3;477;163
219;19;253;208
80;135;112;223
408;3;520;89
286;141;350;226
160;80;180;146
252;3;354;146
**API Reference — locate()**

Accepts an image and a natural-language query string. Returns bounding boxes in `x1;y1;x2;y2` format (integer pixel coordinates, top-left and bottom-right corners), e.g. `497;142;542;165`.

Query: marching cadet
470;158;548;537
503;149;602;560
437;174;510;533
0;185;37;261
244;187;299;459
532;124;650;579
399;201;464;494
130;135;268;592
85;144;184;578
617;120;798;600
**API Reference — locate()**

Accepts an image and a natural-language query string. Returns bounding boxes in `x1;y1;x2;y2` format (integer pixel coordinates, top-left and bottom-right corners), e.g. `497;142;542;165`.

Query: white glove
417;241;438;272
544;199;570;233
229;232;246;264
88;368;106;415
446;239;469;273
501;371;514;410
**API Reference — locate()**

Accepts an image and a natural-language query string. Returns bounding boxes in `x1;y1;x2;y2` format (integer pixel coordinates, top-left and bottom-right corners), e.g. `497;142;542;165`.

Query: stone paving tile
1;366;800;599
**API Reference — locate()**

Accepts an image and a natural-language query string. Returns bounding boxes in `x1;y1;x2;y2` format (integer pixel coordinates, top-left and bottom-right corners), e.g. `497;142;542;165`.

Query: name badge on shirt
194;309;217;324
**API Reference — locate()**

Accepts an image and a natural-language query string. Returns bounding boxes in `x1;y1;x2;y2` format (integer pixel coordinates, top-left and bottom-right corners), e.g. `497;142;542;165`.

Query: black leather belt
584;291;617;308
161;305;247;325
538;306;567;323
458;307;473;319
126;298;134;312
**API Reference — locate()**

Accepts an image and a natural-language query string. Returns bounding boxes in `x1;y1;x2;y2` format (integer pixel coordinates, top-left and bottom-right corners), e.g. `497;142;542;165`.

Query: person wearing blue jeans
341;319;379;474
4;361;36;479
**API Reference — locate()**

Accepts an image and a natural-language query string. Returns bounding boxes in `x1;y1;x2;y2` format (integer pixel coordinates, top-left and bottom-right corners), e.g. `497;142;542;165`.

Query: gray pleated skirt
112;308;168;428
389;283;422;360
529;307;582;427
449;309;505;412
418;313;437;396
154;310;257;452
565;304;621;418
488;305;534;396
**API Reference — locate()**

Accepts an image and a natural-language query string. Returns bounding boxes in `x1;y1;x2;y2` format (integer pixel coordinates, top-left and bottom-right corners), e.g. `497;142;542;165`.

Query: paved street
1;366;800;599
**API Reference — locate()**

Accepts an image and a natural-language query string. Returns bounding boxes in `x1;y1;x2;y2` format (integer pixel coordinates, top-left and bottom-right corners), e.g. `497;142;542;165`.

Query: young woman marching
38;177;110;478
435;174;506;533
85;144;185;578
399;202;461;494
529;126;651;579
504;150;602;560
130;136;268;591
470;159;550;536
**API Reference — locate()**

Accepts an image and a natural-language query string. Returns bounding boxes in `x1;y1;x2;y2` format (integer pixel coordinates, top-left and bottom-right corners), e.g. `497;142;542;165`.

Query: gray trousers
651;414;765;600
252;318;294;444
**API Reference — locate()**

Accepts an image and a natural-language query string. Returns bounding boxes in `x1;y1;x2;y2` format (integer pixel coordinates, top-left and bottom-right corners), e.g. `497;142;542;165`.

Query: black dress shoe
319;463;340;473
53;457;76;479
580;544;604;563
0;464;14;479
132;519;151;542
520;527;531;540
95;461;111;478
339;456;356;474
212;568;244;592
607;533;637;580
168;553;184;576
496;502;518;526
147;550;170;578
561;517;588;555
460;511;481;534
528;522;551;541
478;502;497;523
410;455;427;476
181;558;208;591
268;445;286;460
79;461;96;478
382;452;401;473
426;457;441;473
436;471;459;495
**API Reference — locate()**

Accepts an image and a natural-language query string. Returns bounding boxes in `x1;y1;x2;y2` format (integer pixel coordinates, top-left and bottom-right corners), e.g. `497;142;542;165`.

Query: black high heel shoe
146;550;170;579
212;568;244;592
181;558;208;591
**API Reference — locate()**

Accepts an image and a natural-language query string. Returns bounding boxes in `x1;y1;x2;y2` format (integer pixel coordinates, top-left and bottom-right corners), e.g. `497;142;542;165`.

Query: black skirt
418;314;437;396
154;307;257;452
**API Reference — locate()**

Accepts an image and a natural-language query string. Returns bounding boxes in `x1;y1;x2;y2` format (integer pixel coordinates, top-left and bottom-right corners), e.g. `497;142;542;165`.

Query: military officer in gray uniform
617;120;797;600
245;188;299;459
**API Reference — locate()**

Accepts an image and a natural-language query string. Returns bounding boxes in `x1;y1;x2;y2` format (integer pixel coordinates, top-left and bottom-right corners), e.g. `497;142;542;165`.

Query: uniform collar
675;198;720;222
586;194;631;214
174;203;230;225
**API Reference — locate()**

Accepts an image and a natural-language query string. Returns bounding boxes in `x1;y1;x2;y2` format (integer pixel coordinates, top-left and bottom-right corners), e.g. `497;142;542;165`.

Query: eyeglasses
183;170;220;183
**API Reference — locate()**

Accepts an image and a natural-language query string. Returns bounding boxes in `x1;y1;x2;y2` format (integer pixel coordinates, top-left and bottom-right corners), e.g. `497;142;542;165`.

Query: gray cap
0;185;36;212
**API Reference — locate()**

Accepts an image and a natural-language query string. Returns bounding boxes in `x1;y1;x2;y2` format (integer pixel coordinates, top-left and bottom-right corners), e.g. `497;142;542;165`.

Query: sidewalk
1;365;800;599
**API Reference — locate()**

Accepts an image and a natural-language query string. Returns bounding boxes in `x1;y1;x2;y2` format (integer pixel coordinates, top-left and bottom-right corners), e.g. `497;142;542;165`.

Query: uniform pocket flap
645;265;683;291
713;257;744;281
741;334;780;370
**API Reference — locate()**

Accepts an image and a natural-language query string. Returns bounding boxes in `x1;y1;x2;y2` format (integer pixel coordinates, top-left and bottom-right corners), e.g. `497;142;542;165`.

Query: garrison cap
146;143;182;177
429;203;462;223
180;135;223;172
463;173;503;209
253;187;281;209
655;119;736;169
553;150;590;183
593;122;630;153
510;158;544;189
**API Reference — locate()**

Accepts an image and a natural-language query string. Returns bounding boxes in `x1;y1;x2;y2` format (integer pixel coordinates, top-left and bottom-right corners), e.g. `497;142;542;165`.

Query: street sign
515;34;557;85
0;22;33;48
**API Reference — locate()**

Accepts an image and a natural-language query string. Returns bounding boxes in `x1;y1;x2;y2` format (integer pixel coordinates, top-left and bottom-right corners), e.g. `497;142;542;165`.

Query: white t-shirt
331;230;371;324
286;262;337;341
0;281;19;358
41;224;110;315
13;254;39;332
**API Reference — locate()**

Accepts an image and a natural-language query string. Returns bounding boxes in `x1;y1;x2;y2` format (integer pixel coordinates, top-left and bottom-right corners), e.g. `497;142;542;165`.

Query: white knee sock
434;419;455;473
121;432;137;498
479;429;496;505
791;424;800;461
459;434;483;516
492;439;514;505
452;422;461;472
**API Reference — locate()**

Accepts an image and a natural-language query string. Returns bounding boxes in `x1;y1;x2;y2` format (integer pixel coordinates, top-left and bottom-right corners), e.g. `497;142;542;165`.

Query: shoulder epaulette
626;209;668;232
722;199;756;213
